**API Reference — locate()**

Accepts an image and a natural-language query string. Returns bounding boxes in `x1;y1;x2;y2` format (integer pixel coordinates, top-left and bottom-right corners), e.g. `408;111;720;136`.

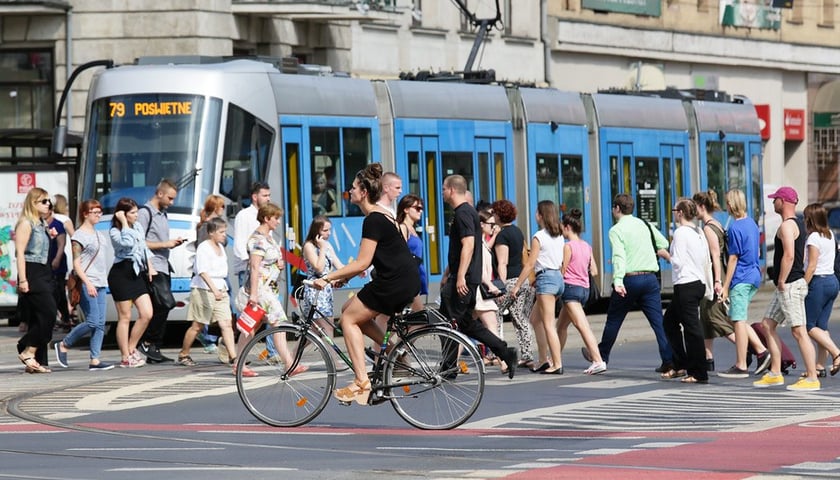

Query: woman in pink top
557;209;607;375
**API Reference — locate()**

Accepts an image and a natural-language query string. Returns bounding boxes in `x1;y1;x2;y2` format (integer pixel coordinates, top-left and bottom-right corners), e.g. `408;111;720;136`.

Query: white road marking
107;467;295;472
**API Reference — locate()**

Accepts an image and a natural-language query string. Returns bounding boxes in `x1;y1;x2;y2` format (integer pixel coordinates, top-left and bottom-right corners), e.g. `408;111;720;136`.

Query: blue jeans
599;273;672;365
805;275;839;331
63;287;107;360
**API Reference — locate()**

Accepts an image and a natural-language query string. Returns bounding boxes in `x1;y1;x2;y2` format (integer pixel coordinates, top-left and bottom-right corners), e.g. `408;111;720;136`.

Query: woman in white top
178;218;246;374
511;200;565;375
802;203;840;377
661;198;708;383
475;208;505;369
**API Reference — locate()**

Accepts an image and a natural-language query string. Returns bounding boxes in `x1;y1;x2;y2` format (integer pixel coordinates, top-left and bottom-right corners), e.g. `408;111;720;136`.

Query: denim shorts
561;284;588;304
534;269;564;296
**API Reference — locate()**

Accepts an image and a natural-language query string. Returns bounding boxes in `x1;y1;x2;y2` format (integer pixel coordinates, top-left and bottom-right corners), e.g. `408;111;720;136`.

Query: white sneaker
584;361;607;375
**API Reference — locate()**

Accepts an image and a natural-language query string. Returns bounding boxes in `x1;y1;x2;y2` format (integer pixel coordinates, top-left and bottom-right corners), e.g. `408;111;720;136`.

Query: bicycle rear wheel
386;327;485;429
236;325;335;427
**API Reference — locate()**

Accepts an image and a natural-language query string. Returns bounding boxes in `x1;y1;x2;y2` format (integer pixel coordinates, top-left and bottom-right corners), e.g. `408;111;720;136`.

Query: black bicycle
235;284;486;430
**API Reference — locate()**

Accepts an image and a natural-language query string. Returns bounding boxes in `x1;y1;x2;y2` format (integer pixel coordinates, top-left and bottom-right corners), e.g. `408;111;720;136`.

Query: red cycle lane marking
502;415;840;480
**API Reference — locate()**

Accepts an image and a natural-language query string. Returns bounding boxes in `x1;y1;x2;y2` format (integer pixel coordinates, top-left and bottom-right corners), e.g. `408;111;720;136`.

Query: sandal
334;378;371;405
831;355;840;376
801;369;827;378
681;375;708;384
660;368;687;380
19;355;49;374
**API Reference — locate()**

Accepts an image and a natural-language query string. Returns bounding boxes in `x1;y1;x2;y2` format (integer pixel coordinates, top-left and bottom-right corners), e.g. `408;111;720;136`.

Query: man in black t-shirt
440;175;518;379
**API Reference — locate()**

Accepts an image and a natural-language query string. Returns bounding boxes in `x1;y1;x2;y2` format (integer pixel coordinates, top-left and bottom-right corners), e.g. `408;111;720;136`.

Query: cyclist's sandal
334;378;371;405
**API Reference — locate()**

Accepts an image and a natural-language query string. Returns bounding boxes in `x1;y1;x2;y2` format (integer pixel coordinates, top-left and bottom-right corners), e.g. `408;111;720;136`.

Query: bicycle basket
398;308;449;327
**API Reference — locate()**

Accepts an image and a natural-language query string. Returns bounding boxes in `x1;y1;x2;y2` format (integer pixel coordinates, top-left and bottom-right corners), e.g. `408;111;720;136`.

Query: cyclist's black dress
356;211;420;315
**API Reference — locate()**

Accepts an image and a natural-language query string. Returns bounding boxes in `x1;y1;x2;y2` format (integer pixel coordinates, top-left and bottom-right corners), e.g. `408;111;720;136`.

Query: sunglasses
37;199;52;205
411;205;424;212
89;210;103;215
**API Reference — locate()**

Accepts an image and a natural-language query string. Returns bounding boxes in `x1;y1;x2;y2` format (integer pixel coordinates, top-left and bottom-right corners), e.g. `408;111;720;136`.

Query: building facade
1;0;839;201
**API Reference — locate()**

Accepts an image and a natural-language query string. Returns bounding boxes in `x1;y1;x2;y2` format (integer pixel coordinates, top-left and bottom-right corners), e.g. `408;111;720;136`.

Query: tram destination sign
109;100;193;118
582;0;660;16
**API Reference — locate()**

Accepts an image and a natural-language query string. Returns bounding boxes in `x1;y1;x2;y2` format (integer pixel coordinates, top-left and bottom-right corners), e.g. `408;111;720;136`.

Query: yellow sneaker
753;372;784;388
786;377;821;391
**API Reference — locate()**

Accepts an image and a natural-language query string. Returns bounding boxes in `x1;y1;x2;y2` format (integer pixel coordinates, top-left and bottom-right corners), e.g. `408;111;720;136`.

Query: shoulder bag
67;234;100;307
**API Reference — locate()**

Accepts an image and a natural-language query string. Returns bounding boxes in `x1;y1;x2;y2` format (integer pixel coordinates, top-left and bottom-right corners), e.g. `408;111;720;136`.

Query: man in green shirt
584;193;674;372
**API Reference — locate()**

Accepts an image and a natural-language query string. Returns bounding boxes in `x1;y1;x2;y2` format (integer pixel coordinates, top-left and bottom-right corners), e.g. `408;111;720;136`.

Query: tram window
477;151;490;202
442;151;473;235
308;126;371;218
706;141;726;197
220;103;272;202
609;155;619;200
493;152;505;200
727;142;746;191
635;157;660;226
663;158;672;228
343;128;371;217
536;154;560;205
407;151;421;197
561;155;584;227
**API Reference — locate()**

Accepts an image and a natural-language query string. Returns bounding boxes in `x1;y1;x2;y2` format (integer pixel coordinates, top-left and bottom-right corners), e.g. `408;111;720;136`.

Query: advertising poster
720;0;782;30
0;170;69;311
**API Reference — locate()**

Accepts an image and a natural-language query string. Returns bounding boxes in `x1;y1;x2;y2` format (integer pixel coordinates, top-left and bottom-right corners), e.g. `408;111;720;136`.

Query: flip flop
681;375;708;384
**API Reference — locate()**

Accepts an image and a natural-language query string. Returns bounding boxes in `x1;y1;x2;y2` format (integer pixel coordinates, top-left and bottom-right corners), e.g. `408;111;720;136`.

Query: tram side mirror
232;166;251;202
51;125;67;157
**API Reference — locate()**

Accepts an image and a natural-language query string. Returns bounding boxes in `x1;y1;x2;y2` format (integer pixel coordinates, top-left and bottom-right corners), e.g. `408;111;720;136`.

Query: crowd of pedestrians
12;174;839;394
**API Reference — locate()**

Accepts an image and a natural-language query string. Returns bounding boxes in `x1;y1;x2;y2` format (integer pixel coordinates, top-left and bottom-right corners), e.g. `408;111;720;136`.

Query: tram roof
591;93;689;130
692;101;761;135
386;81;510;121
269;74;378;117
519;88;587;125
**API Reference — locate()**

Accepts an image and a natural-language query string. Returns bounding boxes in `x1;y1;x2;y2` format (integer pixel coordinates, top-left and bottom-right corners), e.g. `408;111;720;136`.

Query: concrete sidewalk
0;285;785;359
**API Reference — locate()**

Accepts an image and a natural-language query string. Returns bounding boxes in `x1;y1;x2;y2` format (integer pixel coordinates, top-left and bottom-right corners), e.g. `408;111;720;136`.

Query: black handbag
147;272;176;310
479;279;506;299
584;273;600;309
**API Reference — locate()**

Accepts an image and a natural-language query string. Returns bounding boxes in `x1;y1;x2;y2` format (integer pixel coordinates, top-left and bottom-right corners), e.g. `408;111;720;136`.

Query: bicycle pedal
337;400;352;406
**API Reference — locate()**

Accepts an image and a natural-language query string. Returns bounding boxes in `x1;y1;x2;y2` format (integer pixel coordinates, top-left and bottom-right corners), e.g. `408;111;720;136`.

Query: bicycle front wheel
236;325;336;427
386;327;485;430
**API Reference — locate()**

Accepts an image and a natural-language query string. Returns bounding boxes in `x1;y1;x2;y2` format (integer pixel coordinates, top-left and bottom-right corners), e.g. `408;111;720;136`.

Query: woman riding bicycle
312;163;420;404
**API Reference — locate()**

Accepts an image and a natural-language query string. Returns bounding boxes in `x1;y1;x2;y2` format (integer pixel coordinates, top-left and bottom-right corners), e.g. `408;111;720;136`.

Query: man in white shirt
233;181;271;288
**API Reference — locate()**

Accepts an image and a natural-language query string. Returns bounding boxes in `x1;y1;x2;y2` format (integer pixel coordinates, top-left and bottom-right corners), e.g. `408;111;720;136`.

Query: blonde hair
53;194;69;215
17;187;48;227
725;189;747;218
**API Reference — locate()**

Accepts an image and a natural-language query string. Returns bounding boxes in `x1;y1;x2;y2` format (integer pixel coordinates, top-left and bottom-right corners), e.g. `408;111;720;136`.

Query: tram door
281;126;305;284
607;142;685;278
474;138;506;204
405;136;443;285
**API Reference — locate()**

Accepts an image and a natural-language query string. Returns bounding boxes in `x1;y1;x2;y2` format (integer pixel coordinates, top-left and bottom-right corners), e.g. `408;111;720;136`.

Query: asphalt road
2;287;840;479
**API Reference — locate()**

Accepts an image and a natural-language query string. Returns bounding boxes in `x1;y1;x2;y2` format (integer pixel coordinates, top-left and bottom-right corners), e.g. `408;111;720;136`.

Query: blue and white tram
78;57;764;321
80;60;285;321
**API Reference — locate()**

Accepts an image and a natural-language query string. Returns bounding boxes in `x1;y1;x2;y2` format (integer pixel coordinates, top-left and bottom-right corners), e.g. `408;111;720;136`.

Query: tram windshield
82;94;221;214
